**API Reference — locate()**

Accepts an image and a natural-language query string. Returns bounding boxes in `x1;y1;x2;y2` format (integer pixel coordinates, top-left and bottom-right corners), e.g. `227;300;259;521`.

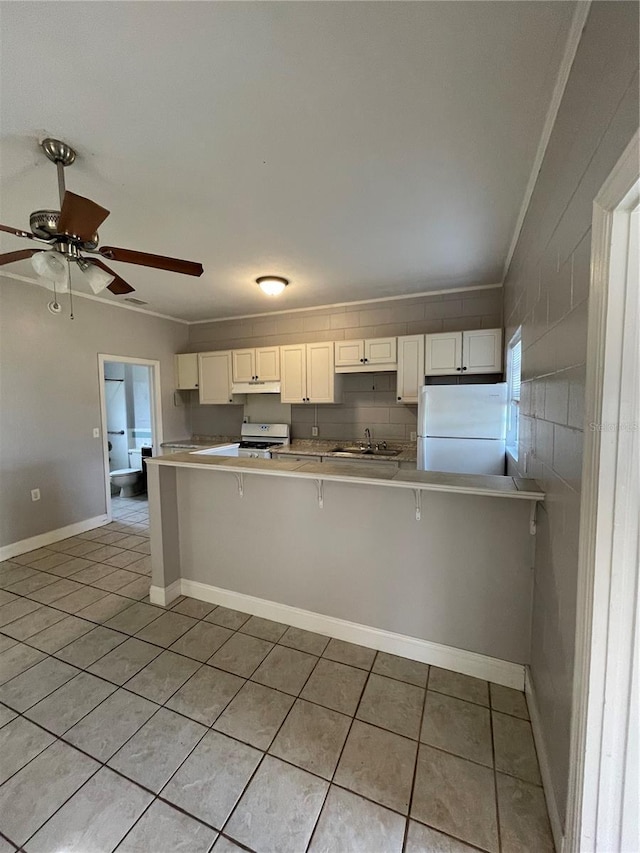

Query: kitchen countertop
271;439;417;463
149;448;544;502
161;436;237;449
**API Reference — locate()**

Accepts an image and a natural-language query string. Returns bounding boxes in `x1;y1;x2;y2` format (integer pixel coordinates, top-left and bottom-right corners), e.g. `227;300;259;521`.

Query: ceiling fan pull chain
68;265;75;320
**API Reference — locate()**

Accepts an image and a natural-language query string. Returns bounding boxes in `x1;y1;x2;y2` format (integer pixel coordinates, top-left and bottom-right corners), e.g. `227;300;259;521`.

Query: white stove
237;423;290;458
190;423;290;459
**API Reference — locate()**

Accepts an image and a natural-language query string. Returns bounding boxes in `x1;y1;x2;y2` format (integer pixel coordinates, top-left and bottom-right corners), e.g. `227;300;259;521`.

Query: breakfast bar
146;450;544;688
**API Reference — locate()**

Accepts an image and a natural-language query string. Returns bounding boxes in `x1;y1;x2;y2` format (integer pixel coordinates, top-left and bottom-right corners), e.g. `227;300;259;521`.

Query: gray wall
503;0;639;829
0;278;189;547
189;287;503;439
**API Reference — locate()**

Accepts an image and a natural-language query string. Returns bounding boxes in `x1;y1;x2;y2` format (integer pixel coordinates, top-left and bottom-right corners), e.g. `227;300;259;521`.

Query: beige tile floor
0;495;554;852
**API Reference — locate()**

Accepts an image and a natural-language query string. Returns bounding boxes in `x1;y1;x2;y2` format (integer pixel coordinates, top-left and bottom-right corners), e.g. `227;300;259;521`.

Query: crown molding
502;0;592;282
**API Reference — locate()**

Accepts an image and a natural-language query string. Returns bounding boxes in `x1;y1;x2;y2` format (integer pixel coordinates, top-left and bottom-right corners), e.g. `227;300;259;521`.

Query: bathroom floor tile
411;744;498;852
0;739;99;846
208;631;273;676
88;637;161;684
269;698;351;779
372;651;429;687
169;621;233;661
55;625;128;668
162;729;261;828
0;656;78;712
279;625;330;656
202;604;249;630
428;666;489;707
0;716;55;785
225;756;328;853
108;707;206;792
135;611;197;647
213;680;294;750
126;650;200;704
116;799;217;853
490;683;530;720
165;664;244;725
25;671;116;734
496;772;554;853
300;658;368;716
420;690;493;766
66;689;157;761
357;672;425;739
239;614;288;642
322;638;376;670
405;820;479;852
493;711;541;784
308;785;405;853
251;644;318;695
334;720;417;813
25;766;152;853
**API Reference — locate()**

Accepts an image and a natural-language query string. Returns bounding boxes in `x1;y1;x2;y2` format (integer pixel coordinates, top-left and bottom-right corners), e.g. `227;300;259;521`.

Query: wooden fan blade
0;223;39;241
99;246;203;277
0;248;39;266
89;259;135;294
58;191;110;241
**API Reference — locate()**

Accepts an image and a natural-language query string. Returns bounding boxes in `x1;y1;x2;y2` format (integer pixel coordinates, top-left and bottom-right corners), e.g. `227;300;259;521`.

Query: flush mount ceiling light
256;276;289;296
31;249;69;292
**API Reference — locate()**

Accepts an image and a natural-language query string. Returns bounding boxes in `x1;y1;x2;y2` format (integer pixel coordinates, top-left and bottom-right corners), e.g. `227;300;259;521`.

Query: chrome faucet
364;428;372;448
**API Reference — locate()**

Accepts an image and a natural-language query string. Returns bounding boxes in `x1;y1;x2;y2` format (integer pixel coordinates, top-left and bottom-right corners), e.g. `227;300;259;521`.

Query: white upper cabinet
424;332;463;375
232;347;280;382
334;336;397;372
424;329;502;375
198;351;235;404
462;329;503;374
175;353;199;390
281;342;340;403
396;335;425;403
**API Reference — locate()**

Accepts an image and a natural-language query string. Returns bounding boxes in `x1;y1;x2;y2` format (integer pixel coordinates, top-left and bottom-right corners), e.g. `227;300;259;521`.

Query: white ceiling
0;1;575;322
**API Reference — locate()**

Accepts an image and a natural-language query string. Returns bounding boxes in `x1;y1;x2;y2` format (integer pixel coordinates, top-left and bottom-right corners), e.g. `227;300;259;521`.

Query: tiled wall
188;287;503;439
502;1;639;831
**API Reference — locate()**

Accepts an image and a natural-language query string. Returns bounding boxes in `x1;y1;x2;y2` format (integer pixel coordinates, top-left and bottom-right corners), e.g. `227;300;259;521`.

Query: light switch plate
312;426;319;437
93;428;100;438
410;431;417;442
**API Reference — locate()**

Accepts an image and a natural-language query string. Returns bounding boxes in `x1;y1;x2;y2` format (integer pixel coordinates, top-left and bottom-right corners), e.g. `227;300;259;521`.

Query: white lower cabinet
396;335;425;403
198;351;236;404
281;342;340;403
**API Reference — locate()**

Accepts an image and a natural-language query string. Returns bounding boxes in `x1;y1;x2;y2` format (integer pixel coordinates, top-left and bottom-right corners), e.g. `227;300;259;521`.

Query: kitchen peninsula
147;449;543;688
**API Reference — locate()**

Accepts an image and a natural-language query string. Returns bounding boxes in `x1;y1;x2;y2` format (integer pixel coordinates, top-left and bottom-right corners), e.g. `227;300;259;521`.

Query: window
506;329;522;459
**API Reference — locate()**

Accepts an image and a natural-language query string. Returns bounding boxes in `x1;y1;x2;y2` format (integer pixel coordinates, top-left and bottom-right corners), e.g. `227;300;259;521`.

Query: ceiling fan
0;138;203;296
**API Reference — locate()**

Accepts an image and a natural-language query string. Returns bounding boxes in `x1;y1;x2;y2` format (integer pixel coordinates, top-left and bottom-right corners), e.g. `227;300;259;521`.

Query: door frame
97;354;163;521
565;130;639;852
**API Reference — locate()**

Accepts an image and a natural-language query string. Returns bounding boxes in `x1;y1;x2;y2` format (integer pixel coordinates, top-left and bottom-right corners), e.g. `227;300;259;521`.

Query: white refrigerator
417;384;508;475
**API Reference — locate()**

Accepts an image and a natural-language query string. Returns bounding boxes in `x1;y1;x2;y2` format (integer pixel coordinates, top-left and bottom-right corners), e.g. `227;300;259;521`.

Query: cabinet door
255;347;280;381
396;335;425;402
280;345;307;403
232;349;256;382
335;339;365;367
365;337;397;365
198;352;233;404
424;332;463;375
462;329;503;374
175;353;199;390
307;342;336;403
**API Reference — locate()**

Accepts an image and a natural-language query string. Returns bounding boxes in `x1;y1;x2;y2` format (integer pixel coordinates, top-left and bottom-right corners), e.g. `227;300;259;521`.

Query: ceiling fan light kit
0;137;204;303
257;275;289;296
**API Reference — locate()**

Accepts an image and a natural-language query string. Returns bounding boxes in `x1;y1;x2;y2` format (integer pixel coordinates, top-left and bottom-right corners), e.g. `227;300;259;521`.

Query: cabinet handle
462;366;468;371
195;383;198;387
398;396;402;401
364;358;368;363
359;358;364;363
456;367;462;371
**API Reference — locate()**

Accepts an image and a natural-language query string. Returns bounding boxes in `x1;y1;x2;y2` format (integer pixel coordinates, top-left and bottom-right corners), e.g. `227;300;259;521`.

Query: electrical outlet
93;428;100;438
410;431;417;442
311;426;319;437
31;488;41;502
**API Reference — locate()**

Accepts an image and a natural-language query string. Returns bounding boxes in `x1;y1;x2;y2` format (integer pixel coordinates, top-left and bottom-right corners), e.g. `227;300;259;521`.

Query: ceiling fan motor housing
29;210;98;249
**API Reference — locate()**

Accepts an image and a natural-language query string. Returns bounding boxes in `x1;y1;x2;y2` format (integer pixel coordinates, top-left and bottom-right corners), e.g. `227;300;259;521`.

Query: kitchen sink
330;446;400;458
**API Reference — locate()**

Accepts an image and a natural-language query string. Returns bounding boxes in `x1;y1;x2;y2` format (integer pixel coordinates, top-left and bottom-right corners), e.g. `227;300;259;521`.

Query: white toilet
110;449;143;497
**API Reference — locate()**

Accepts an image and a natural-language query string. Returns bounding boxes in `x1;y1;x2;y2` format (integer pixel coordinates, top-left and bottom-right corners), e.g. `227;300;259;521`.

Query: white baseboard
149;579;182;607
0;514;110;562
167;578;525;689
525;667;564;852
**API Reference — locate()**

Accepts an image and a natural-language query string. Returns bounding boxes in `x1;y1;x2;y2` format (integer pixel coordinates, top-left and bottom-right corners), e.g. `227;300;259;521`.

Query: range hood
231;381;281;395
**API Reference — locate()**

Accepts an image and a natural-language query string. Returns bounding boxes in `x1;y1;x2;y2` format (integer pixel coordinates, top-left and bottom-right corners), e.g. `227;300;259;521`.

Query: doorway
98;354;163;521
565;132;639;852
